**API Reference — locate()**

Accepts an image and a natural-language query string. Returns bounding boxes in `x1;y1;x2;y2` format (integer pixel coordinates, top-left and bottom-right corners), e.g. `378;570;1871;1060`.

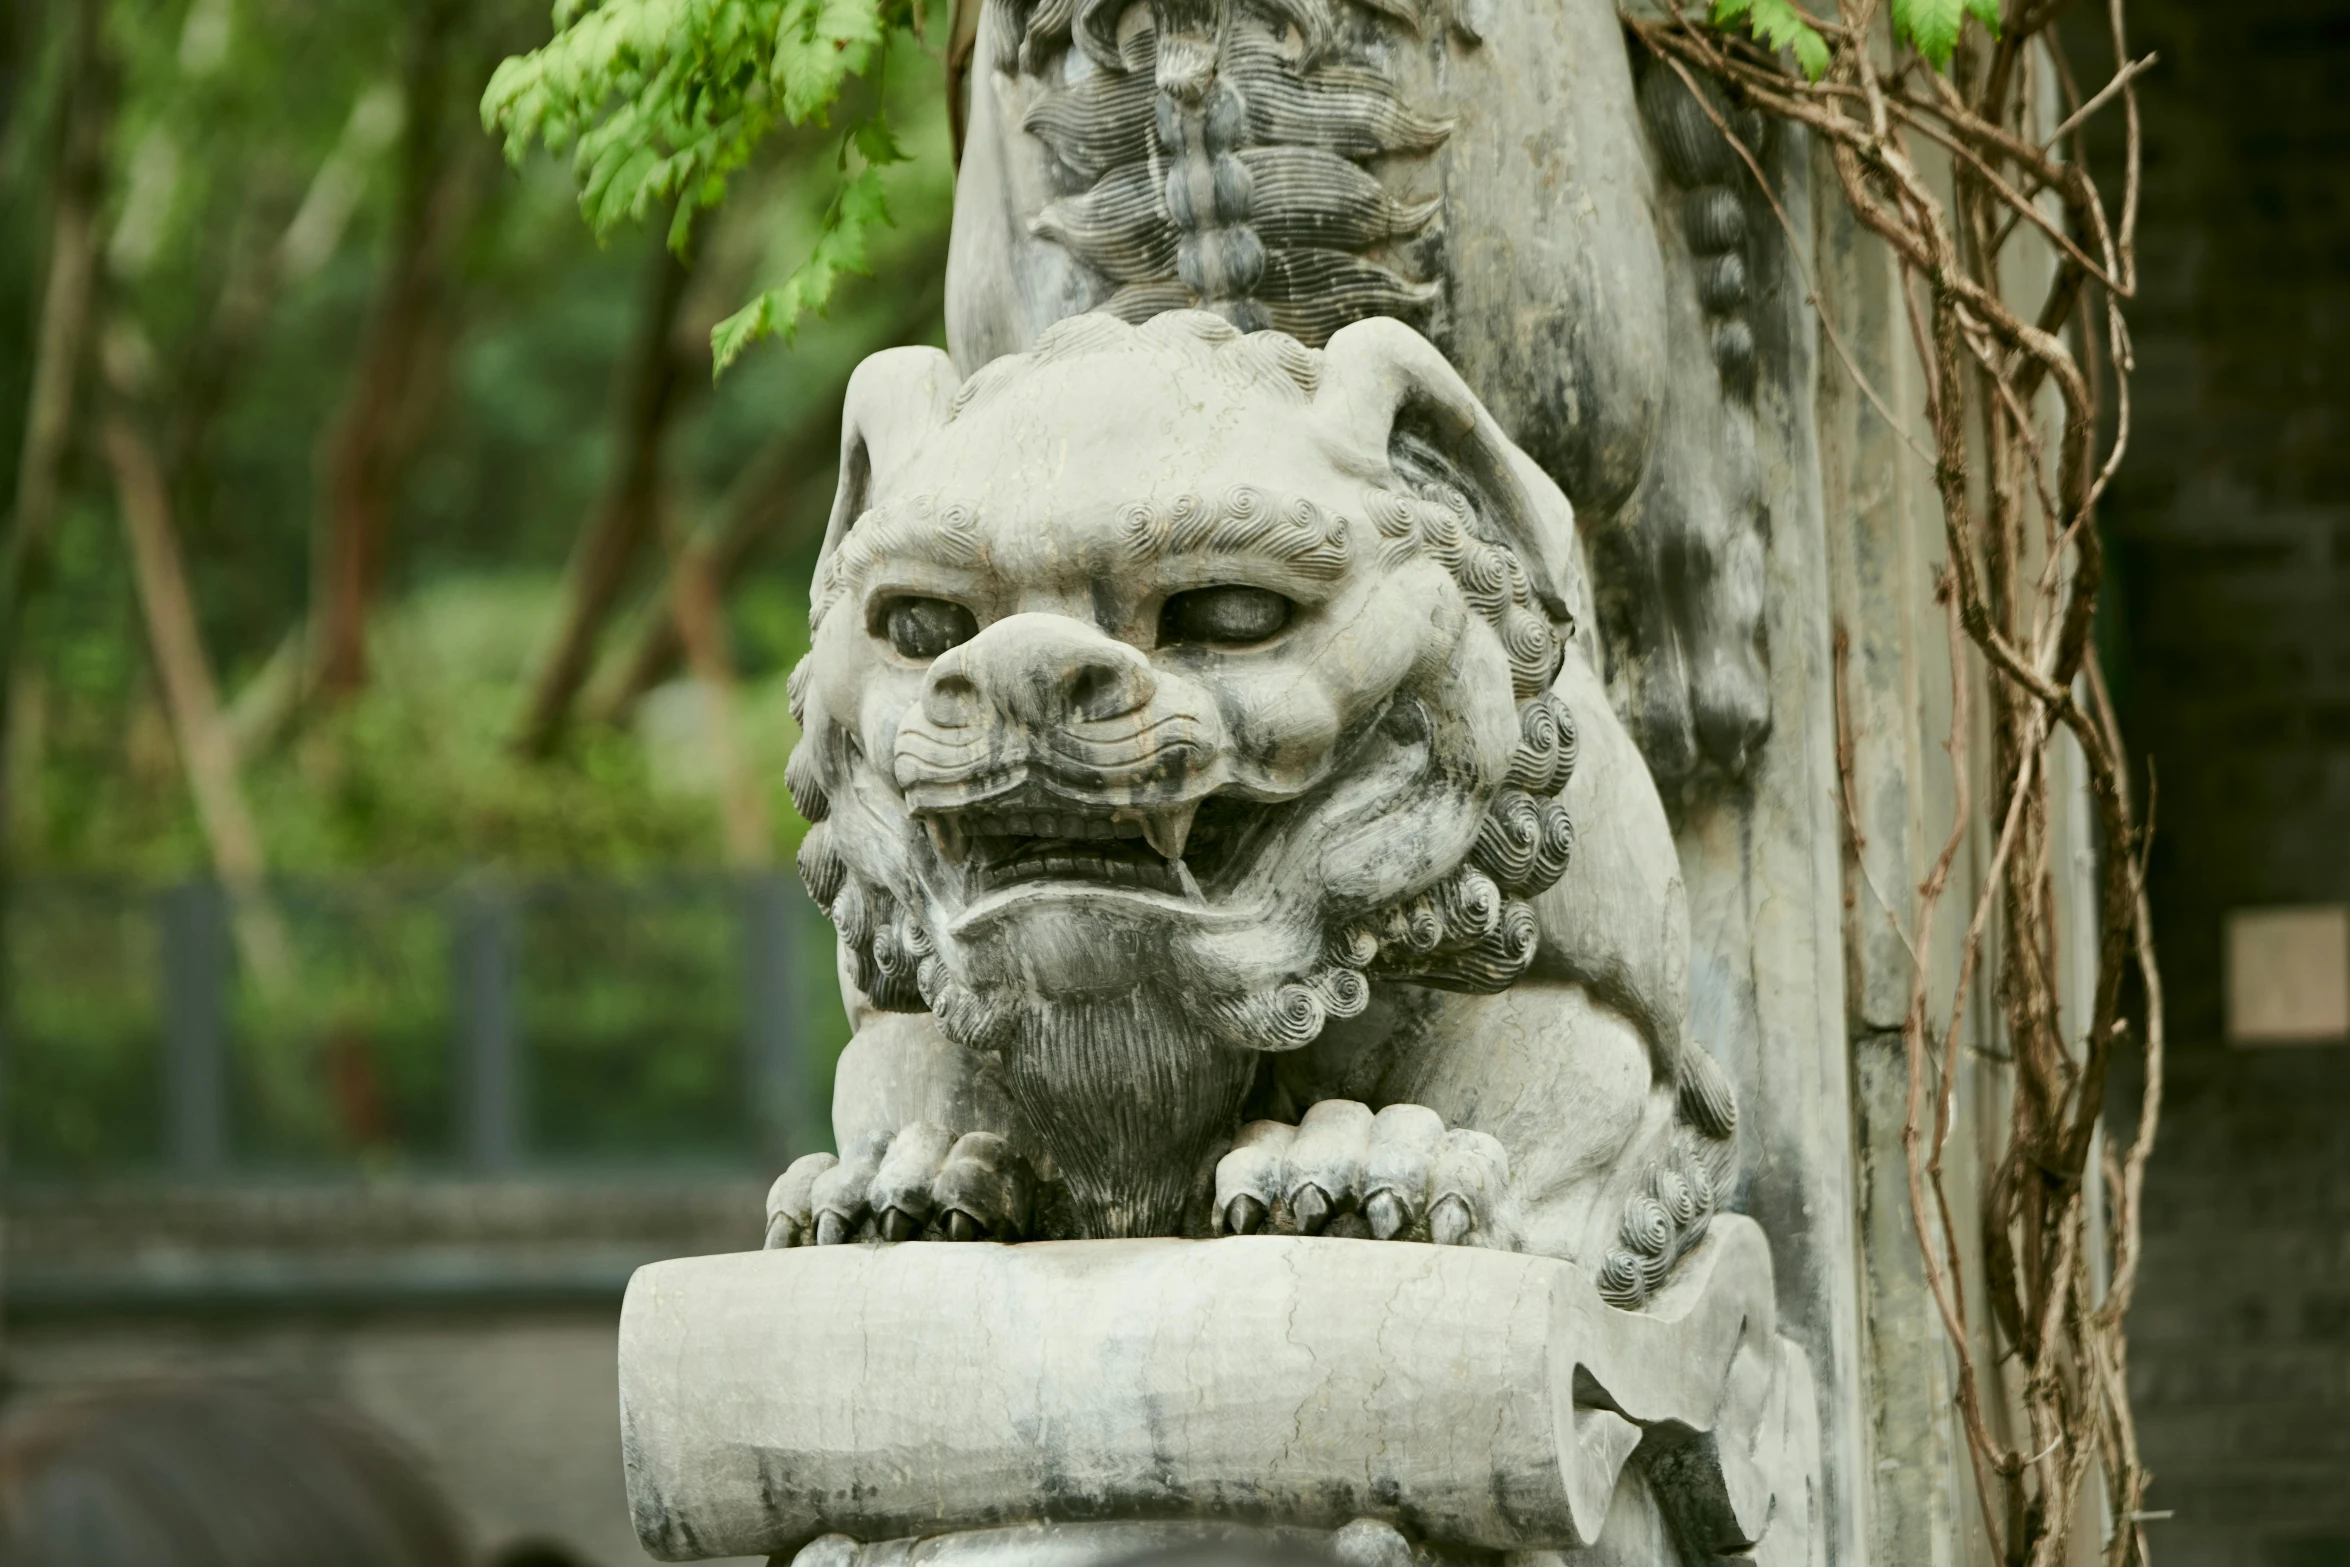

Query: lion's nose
923;613;1158;729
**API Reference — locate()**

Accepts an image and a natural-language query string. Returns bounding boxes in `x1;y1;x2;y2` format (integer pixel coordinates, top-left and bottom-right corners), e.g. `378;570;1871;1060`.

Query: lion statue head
785;311;1592;1237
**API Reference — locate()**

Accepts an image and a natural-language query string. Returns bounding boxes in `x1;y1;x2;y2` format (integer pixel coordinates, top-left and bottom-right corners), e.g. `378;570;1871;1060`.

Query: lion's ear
815;346;964;575
1313;318;1588;635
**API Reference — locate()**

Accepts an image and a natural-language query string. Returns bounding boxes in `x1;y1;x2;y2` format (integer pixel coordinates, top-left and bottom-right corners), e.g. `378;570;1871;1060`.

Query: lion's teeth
924;815;968;864
1140;802;1197;863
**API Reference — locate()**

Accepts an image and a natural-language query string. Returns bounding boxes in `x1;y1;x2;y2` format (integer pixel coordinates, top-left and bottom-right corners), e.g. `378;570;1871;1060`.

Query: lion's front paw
763;1124;1036;1247
1213;1099;1521;1249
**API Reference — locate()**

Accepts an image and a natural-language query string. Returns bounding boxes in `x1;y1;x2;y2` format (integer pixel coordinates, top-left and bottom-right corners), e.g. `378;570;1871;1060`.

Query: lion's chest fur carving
778;311;1727;1291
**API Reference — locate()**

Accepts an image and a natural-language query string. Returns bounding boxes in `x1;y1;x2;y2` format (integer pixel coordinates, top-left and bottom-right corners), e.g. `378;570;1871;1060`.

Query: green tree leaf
1891;0;2000;69
773;0;890;121
709;165;894;374
1711;0;1831;81
481;0;927;374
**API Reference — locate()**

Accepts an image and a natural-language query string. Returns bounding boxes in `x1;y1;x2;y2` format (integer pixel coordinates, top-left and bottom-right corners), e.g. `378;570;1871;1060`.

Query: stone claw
1212;1100;1522;1248
1291;1183;1332;1235
932;1131;1035;1241
763;1152;838;1249
759;1125;1037;1246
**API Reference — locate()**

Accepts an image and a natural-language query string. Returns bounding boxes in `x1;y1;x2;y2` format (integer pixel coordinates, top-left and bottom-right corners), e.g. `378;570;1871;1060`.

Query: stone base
620;1223;1818;1564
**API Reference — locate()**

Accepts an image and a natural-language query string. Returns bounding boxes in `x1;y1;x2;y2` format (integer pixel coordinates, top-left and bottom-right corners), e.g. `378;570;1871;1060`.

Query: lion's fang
1139;802;1198;863
925;815;969;864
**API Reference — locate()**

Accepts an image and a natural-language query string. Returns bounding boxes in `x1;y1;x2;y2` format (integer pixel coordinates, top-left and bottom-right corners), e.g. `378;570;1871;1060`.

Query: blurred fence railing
1;873;845;1184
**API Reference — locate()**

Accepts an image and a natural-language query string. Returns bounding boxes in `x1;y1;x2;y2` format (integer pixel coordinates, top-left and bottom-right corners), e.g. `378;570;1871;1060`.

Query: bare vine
1625;3;2163;1563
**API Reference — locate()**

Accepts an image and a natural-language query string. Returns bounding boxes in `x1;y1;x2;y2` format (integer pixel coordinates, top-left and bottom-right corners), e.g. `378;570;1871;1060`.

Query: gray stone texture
947;0;1774;783
1810;129;1977;1567
621;1226;1815;1562
716;295;1836;1555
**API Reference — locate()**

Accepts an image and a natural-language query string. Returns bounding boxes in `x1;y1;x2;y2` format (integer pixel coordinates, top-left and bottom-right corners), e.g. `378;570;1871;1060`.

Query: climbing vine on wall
1628;2;2161;1563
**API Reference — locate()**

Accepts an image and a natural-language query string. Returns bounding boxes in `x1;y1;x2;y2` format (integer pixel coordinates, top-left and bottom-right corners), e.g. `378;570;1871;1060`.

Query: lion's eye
880;597;977;660
1159;586;1292;648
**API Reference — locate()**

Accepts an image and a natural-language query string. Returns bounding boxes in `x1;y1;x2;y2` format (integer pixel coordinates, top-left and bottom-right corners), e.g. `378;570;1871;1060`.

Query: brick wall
2102;3;2350;1562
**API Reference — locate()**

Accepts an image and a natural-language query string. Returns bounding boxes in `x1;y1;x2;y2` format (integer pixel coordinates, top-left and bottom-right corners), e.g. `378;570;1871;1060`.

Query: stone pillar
612;3;2044;1561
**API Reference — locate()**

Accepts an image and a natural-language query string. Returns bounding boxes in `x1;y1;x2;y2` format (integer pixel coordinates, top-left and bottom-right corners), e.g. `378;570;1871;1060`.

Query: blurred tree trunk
174;78;408;579
0;0;33;137
514;231;697;758
0;0;106;723
593;281;943;721
594;414;835;721
658;503;772;868
104;398;291;991
310;0;470;701
0;0;107;1356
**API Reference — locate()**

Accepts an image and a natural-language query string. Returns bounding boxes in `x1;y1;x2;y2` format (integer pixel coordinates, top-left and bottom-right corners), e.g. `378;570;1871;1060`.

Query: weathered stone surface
614;4;1879;1557
620;1222;1814;1563
947;0;1773;781
603;295;1843;1563
938;31;1877;1530
769;312;1735;1307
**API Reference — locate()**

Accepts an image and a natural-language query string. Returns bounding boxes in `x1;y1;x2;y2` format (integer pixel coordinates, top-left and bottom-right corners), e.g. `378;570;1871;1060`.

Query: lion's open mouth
973;835;1188;895
925;805;1198;897
917;793;1277;903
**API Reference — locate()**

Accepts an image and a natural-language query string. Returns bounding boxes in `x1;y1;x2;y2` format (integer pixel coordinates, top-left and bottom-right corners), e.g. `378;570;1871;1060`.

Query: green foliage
7;574;848;1177
229;891;455;1167
711;155;894;371
4;890;163;1172
4;867;854;1176
1711;0;1831;80
0;0;935;1179
481;0;929;371
11;570;818;875
1891;0;2000;69
3;0;952;881
1710;0;1999;77
519;885;751;1158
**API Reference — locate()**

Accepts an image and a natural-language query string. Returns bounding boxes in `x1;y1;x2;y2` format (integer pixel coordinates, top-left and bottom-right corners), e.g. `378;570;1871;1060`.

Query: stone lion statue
765;310;1737;1307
